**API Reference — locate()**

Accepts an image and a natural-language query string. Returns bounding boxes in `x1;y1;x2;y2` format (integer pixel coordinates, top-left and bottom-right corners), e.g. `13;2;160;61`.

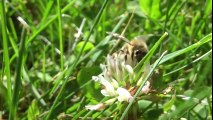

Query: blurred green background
0;0;212;119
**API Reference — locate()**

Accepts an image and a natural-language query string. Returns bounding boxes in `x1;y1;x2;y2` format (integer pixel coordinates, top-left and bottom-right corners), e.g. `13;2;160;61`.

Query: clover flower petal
92;76;99;82
85;98;116;111
124;64;134;74
117;87;133;102
85;104;105;110
141;81;151;94
101;88;117;96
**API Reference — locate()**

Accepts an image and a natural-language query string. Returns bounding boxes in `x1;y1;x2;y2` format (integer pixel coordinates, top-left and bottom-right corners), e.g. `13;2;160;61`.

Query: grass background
0;0;212;119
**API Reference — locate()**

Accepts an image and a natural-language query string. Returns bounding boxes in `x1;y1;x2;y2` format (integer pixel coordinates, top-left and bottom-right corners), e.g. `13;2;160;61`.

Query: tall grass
0;0;212;119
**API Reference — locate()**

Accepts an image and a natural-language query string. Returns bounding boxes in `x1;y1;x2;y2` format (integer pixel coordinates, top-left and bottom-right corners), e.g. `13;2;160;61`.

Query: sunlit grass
0;0;212;119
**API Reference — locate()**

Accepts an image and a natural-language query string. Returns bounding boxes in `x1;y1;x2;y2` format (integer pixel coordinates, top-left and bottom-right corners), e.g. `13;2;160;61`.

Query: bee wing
143;62;151;76
133;34;154;42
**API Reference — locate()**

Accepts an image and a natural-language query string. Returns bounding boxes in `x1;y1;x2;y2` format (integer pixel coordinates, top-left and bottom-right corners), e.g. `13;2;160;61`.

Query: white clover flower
117;87;133;102
90;54;147;102
91;62;134;103
86;53;152;111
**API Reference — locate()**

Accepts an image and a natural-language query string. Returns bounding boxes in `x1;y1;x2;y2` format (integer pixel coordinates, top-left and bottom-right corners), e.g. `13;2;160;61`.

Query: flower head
86;54;151;110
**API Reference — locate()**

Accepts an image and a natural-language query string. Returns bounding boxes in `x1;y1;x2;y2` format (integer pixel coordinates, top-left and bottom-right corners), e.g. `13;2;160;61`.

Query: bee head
130;39;148;62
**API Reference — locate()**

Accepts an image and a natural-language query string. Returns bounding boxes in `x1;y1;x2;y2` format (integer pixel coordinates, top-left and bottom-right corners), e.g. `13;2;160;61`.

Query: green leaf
139;0;162;19
138;100;152;110
160;86;212;119
145;108;164;119
77;66;102;102
66;102;81;114
27;100;40;120
75;41;94;54
163;95;176;112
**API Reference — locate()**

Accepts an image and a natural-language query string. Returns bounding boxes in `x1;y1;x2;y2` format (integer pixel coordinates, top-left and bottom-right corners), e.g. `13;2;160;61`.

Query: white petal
100;64;106;70
115;60;120;78
101;89;110;96
125;65;134;74
99;76;113;89
92;76;99;82
141;81;150;94
93;74;117;97
111;78;119;88
105;98;117;105
107;55;114;67
101;88;117;96
85;103;105;110
117;87;133;102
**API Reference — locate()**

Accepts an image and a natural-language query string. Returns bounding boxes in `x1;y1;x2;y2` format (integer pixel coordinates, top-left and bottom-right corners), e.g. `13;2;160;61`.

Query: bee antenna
106;32;132;45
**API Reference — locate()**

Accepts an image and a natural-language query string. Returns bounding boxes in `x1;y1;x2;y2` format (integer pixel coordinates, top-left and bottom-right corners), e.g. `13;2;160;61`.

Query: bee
107;32;148;67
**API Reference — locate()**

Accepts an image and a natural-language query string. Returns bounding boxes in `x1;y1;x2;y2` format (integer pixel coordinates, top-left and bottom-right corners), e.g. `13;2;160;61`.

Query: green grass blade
26;1;75;46
11;29;26;119
1;1;211;119
45;0;109;119
39;0;55;27
22;67;47;106
134;32;168;82
164;49;212;76
8;18;18;41
78;13;128;63
159;33;212;65
0;0;12;117
120;51;167;120
57;0;64;70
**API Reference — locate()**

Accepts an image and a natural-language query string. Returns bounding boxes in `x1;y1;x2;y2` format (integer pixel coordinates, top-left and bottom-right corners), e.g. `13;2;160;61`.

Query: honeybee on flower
85;33;151;111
